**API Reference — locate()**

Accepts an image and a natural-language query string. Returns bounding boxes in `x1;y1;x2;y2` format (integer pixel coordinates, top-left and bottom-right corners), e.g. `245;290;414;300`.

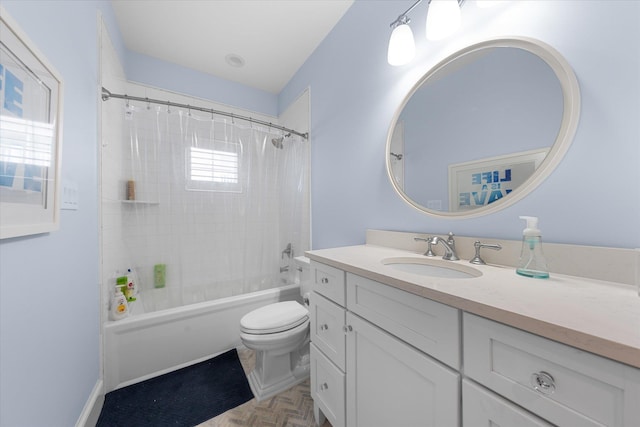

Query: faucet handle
447;232;456;246
414;236;436;257
470;240;502;265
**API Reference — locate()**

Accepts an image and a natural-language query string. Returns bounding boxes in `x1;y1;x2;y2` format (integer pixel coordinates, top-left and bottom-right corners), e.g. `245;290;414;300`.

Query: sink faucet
430;232;459;261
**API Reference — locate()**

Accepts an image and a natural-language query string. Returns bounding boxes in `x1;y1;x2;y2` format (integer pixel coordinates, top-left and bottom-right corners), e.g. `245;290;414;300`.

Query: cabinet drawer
311;343;345;427
346;272;460;369
310;292;346;371
463;379;553;427
463;313;640;427
311;261;346;306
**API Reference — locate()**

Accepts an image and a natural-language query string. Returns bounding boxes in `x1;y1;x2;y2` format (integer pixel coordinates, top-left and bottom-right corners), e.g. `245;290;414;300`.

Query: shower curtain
108;103;309;312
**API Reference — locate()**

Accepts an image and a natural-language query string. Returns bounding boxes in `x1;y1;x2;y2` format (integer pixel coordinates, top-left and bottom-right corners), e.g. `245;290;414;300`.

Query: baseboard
75;379;104;427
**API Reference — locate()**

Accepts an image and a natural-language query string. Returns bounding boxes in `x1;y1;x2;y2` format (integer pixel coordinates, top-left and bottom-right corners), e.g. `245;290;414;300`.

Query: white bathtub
103;284;300;392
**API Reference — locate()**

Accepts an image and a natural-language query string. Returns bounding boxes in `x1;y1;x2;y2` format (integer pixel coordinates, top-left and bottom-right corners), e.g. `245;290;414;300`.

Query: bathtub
103;284;300;392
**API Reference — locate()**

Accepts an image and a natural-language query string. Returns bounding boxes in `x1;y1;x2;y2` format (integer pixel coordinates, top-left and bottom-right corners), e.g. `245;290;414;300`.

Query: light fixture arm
390;0;466;28
390;0;423;28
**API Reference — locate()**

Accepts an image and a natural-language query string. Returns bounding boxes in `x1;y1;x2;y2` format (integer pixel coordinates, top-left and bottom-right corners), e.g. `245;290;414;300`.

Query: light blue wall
0;1;113;426
279;0;640;249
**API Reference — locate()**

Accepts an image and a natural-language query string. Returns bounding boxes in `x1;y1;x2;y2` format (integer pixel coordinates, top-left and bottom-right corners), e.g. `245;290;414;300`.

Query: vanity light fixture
388;15;416;66
387;0;465;66
426;0;462;41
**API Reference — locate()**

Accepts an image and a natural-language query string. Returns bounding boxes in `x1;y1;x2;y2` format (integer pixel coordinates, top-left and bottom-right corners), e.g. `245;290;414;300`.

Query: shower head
271;133;291;149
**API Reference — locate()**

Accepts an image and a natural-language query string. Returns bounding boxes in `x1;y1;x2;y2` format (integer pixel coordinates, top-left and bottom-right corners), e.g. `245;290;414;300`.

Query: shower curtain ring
167;101;171;114
146;99;151;110
188;105;191;116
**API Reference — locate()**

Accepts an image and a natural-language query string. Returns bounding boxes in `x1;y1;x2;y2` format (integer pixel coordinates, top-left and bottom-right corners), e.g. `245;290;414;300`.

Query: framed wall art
448;148;549;212
0;6;63;239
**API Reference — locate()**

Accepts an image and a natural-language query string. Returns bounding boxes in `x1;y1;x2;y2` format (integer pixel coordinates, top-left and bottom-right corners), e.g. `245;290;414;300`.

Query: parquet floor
197;348;332;427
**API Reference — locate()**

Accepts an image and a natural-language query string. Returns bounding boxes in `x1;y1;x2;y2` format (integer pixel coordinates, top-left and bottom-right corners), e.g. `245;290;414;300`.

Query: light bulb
387;22;416;66
426;0;462;41
476;0;502;8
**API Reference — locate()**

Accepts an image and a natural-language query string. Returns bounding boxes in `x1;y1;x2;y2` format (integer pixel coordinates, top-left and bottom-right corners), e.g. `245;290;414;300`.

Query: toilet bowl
239;256;311;401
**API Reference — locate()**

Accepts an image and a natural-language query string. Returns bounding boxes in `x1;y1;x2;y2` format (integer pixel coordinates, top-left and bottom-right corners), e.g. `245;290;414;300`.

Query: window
186;141;242;192
0;115;54;197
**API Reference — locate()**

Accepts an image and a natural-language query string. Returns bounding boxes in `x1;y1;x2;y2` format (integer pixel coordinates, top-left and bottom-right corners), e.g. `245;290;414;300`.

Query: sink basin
381;257;482;279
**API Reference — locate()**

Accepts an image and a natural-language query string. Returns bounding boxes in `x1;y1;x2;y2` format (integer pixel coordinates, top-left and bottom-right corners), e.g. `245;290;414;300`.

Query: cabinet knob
320;382;328;391
530;371;556;395
320;277;329;284
343;325;353;332
320;324;328;331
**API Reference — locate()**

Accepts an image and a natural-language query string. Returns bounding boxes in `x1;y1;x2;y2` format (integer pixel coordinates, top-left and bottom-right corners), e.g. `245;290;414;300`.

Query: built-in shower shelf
120;200;159;205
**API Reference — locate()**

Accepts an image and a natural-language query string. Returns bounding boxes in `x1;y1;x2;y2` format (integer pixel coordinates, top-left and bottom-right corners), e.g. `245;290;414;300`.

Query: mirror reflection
388;42;568;215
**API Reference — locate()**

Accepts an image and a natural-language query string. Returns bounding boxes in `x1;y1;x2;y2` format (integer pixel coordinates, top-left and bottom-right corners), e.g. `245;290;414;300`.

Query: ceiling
111;0;354;94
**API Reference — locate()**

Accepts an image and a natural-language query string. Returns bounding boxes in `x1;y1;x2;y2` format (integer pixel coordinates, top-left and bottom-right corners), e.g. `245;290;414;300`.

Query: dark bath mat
96;348;253;427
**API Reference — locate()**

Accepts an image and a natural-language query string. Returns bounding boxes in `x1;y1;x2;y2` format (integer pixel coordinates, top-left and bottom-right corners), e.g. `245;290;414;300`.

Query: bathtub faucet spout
281;243;293;259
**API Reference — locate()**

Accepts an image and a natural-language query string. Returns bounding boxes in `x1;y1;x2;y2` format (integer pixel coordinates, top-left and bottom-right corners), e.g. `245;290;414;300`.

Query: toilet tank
293;256;311;298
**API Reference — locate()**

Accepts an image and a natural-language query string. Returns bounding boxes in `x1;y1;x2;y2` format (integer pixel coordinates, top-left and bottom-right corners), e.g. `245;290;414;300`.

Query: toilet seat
240;301;309;334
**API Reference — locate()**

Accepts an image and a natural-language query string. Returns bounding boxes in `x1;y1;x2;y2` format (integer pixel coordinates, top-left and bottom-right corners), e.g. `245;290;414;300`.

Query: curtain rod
100;87;309;140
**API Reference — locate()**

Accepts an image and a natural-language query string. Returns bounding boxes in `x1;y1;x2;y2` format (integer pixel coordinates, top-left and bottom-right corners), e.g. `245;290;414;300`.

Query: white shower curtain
111;103;308;312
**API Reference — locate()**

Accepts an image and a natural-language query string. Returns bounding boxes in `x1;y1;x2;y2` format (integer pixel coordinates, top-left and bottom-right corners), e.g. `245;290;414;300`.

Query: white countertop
306;244;640;369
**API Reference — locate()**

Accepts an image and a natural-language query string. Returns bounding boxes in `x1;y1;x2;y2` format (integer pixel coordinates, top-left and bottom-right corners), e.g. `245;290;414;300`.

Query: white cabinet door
346;312;460;427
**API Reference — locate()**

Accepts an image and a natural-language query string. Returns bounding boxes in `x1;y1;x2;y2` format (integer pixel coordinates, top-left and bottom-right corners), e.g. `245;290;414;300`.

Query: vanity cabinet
309;261;460;427
307;237;640;427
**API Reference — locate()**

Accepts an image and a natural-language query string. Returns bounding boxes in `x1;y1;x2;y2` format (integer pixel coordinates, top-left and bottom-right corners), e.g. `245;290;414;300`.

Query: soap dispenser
516;216;549;279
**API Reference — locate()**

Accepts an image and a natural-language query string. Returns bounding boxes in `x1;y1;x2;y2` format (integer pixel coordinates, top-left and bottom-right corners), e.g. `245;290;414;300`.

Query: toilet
240;256;311;401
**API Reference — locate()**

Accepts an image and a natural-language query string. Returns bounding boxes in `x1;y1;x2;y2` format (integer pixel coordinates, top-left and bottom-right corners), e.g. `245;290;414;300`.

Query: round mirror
386;37;580;218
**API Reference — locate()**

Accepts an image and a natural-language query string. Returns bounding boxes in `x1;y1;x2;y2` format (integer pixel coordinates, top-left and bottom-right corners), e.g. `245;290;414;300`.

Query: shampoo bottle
516;216;550;279
110;286;129;321
126;268;138;302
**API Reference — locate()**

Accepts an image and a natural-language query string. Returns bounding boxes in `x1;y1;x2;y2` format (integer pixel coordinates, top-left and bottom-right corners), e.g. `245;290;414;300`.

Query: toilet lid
240;301;309;334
